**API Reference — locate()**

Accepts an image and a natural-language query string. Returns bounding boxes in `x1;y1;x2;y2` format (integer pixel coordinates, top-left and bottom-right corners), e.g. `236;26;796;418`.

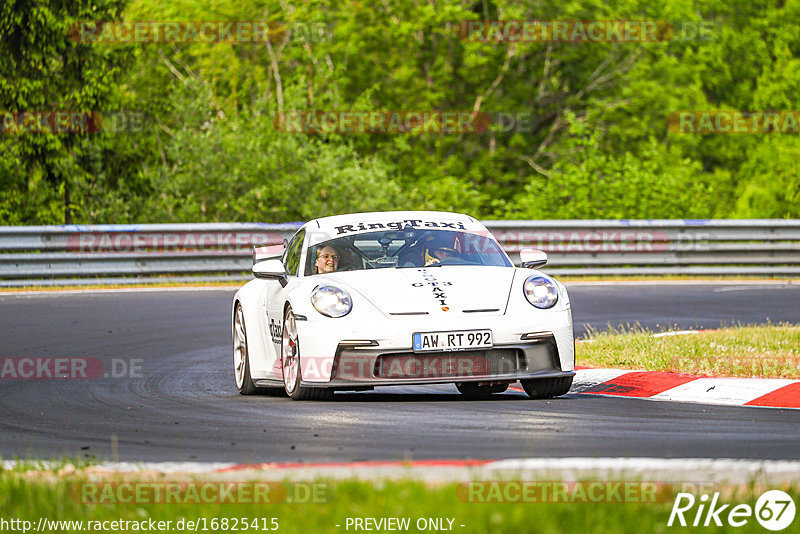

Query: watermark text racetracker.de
70;21;333;44
274;111;491;134
668;110;800;134
67;230;285;253
458;481;662;503
456;20;715;42
493;229;713;254
75;481;328;504
273;110;633;135
0;357;142;380
0;110;149;135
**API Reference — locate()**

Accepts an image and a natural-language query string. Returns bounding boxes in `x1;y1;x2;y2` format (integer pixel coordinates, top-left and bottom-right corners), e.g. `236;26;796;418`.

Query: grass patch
0;470;796;533
579;323;800;378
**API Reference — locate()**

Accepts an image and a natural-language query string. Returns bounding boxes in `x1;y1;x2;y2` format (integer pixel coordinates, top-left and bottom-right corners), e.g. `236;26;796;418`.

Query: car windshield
304;229;511;275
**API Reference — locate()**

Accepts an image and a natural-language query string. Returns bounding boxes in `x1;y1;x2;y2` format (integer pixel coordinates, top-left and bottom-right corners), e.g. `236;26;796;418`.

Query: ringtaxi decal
668;489;796;530
334;219;467;235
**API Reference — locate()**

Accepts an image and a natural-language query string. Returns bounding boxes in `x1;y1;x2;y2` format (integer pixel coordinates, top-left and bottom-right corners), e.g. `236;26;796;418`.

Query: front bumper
327;334;573;387
294;309;574;386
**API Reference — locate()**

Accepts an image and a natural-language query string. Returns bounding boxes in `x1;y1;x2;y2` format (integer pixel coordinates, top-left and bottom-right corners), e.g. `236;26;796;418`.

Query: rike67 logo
668;490;796;531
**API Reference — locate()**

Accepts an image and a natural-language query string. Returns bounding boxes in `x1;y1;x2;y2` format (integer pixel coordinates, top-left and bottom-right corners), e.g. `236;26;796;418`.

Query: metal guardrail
0;220;798;285
485;219;800;276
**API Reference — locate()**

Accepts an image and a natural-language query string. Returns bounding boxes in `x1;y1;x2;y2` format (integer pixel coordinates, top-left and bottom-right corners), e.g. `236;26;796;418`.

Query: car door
262;229;306;378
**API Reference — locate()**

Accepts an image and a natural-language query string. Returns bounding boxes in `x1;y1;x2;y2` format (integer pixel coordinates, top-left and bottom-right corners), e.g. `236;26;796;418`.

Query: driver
423;234;462;266
314;245;340;274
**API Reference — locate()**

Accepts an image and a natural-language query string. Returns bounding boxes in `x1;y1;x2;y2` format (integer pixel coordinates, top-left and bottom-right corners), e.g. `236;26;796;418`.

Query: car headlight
523;276;558;309
310;285;353;317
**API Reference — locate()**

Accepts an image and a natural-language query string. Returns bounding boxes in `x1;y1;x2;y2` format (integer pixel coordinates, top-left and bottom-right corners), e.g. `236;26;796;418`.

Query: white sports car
231;211;574;400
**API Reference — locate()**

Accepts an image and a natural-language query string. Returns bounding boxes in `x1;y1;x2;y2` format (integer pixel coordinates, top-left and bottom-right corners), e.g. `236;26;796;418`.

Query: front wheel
455;382;509;399
520;376;573;399
281;306;333;401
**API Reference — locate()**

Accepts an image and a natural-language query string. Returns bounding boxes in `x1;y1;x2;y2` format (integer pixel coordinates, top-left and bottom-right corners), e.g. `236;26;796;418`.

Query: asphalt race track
1;282;799;463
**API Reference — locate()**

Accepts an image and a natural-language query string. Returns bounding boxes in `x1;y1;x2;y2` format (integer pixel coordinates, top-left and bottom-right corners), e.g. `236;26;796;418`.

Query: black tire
520;376;573;399
281;306;333;401
233;302;270;395
455;382;509;399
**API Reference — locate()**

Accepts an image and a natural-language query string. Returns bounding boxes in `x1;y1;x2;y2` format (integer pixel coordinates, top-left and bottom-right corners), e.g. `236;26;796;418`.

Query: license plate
412;329;493;353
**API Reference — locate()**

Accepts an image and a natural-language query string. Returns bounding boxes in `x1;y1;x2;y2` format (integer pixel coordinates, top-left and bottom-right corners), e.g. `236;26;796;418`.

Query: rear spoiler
253;244;285;265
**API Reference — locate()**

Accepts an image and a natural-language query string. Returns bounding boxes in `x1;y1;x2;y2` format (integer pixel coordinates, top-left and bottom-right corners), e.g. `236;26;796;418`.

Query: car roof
311;210;476;226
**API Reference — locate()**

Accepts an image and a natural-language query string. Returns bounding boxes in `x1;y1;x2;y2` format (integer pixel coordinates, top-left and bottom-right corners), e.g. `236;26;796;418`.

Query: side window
283;230;305;277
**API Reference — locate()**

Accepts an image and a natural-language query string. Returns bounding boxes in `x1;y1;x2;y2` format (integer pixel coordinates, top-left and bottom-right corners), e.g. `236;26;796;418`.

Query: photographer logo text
668;490;795;530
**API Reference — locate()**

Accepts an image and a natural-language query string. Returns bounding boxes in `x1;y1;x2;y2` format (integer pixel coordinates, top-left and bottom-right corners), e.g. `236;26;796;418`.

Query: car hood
318;266;515;316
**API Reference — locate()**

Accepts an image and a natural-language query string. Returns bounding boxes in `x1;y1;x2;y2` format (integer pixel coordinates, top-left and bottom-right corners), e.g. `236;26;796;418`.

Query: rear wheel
233;302;264;395
520;376;573;399
455;382;509;399
281;305;333;401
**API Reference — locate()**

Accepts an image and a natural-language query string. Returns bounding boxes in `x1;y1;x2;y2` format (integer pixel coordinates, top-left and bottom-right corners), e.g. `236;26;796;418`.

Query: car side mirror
253;259;287;286
519;248;548;269
253;244;284;264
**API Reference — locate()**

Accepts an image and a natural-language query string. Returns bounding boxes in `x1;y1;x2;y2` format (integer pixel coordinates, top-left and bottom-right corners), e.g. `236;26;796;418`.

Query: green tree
0;0;132;224
733;136;800;218
506;113;710;219
6;0;799;223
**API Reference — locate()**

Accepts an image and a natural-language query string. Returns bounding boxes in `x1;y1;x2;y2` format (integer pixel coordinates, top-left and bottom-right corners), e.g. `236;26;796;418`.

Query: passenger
314;245;340;274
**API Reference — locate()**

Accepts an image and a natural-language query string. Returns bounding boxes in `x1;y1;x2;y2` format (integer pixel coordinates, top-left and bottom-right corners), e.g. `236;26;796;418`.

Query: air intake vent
374;349;525;379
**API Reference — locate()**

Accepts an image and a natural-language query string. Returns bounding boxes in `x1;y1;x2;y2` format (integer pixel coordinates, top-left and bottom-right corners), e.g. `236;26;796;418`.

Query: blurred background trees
2;0;798;224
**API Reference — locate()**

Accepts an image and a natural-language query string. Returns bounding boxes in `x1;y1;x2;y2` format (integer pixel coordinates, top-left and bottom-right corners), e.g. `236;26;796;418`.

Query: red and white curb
565;368;800;409
5;458;800;485
553;328;800;409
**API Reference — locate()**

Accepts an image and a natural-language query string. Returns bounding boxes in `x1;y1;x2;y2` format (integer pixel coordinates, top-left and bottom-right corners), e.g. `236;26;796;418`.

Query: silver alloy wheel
233;304;247;389
281;309;299;394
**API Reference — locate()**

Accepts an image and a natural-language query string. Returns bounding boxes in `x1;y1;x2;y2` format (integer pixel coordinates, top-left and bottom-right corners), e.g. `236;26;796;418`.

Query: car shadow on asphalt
324;387;576;403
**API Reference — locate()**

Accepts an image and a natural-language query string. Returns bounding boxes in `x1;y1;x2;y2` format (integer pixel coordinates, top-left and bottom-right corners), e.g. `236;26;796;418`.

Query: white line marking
484;458;800;483
6;458;800;484
714;285;798;292
1;460;238;472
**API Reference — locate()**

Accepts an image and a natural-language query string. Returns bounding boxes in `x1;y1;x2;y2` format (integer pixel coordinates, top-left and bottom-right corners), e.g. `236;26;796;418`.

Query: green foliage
507;114;710;219
2;0;799;224
0;0;134;224
733;136;800;218
135;79;404;222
